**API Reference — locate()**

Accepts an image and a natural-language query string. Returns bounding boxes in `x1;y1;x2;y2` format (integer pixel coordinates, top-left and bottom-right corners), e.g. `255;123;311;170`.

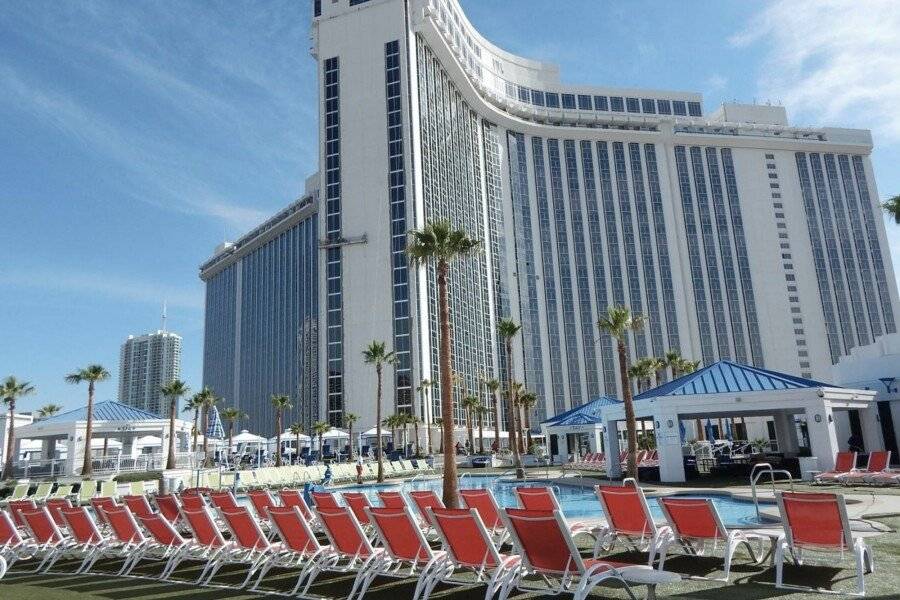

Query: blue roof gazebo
602;361;879;483
541;396;621;462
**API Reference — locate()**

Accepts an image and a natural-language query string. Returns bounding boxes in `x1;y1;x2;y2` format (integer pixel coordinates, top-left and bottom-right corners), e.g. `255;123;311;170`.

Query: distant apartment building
118;330;183;417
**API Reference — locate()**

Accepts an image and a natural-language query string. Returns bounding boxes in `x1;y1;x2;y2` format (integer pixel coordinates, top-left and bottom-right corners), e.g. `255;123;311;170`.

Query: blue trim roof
40;400;163;423
542;396;621;426
634;360;834;400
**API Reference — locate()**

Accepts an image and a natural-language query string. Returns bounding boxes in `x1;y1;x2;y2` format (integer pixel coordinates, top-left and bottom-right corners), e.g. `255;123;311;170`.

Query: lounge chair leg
774;540;786;589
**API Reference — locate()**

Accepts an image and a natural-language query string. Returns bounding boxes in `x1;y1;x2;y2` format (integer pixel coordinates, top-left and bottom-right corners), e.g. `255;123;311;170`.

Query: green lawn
2;515;898;599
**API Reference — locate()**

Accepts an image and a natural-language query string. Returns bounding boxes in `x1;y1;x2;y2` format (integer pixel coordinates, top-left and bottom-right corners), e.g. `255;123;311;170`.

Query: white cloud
0;266;204;310
705;74;728;91
732;0;900;139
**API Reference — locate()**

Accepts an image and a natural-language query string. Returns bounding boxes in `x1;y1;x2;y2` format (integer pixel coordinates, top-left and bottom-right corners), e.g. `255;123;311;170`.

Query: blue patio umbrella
725;419;733;441
679;420;686;443
705;419;716;441
206;406;224;440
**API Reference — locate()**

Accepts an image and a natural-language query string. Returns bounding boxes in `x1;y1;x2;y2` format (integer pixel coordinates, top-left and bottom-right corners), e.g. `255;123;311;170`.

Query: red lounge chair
179;491;208;511
20;507;71;573
280;489;316;522
594;479;668;563
314;505;390;600
0;509;32;571
266;506;327;595
311;490;341;509
154;494;182;525
657;497;766;581
428;507;520;599
843;451;893;485
503;508;680;600
342;492;374;526
122;495;155;520
366;506;442;599
247;489;278;523
514;486;593;540
89;497;118;527
44;498;73;527
814;451;857;484
218;506;280;589
136;512;193;580
181;506;230;584
775;491;873;595
377;490;407;509
208;490;239;510
103;506;153;576
59;506;113;574
408;490;444;531
459;488;504;532
8;499;37;528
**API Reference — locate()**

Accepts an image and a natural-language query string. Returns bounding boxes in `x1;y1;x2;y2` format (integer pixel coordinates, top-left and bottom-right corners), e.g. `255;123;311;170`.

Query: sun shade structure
13;400;194;476
602;361;880;482
540;396;621;462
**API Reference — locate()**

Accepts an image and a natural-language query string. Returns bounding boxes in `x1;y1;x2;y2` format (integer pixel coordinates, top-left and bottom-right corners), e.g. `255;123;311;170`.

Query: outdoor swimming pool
344;474;772;527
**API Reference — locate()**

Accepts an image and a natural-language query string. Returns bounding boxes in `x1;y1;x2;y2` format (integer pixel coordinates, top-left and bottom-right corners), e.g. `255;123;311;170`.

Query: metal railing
750;462;794;521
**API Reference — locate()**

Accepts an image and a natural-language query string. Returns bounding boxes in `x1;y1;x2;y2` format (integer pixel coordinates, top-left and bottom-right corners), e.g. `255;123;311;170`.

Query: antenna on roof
161;300;168;333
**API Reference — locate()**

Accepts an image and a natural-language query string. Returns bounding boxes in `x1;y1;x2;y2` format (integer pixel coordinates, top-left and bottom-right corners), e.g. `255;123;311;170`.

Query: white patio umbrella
232;430;266;444
360;427;392;437
322;428;349;439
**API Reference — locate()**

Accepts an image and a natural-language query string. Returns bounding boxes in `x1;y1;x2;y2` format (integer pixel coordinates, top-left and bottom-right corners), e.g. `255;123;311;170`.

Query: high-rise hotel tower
202;0;899;435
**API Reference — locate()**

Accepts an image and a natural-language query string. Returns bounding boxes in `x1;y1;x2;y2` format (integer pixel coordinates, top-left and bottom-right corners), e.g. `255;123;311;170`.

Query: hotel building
201;0;900;436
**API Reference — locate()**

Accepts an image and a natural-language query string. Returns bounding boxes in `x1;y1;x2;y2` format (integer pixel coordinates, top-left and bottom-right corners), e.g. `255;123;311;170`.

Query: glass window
531;90;545;106
672;100;687;116
561;93;576;109
688;101;702;116
610;96;624;112
641;98;656;113
505;81;516;99
593;95;608;111
577;94;593;110
518;86;530;103
626;97;640;113
657;99;671;114
545;92;560;108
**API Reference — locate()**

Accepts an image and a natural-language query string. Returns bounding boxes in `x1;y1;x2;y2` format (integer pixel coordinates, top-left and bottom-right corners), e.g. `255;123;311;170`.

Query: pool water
347;475;770;527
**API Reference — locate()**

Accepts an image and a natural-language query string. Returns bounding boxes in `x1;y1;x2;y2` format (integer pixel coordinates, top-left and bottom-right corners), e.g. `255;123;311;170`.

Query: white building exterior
305;0;900;436
118;330;183;417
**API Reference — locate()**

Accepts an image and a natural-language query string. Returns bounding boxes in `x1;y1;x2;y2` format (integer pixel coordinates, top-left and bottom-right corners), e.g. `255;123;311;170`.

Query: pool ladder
750;462;794;522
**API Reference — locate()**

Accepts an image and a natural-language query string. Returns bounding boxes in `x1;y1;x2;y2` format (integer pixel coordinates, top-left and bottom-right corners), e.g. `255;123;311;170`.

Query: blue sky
1;0;898;411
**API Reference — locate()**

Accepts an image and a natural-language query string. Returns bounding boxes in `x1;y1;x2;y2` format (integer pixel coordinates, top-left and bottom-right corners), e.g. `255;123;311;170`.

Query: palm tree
416;379;434;453
475;405;487;454
508;381;525;454
408;220;481;508
883;194;900;224
628;359;655;395
363;340;397;483
221;406;246;460
183;393;204;454
1;377;35;480
383;414;399;451
157;379;190;470
518;391;537;451
271;395;293;467
36;403;63;420
344;412;359;460
680;359;701;374
498;318;524;479
484;378;502;452
598;306;645;480
288;422;305;464
409;414;422;456
312;421;331;463
66;365;111;476
199;388;219;467
661;349;682;380
461;396;479;454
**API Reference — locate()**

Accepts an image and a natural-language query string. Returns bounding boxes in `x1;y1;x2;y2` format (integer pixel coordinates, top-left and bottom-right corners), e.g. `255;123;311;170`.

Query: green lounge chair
48;484;74;499
77;481;97;504
99;480;118;498
3;483;30;505
129;481;146;496
29;482;53;501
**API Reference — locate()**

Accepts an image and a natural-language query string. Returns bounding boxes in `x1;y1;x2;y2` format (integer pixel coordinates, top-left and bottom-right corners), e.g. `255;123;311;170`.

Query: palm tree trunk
228;423;234;464
477;411;484;453
466;410;474;454
492;391;501;453
166;396;177;470
275;412;283;467
296;431;301;464
618;340;638;480
519;405;526;454
202;409;210;467
505;338;524;479
376;363;384;483
192;410;199;454
525;410;533;450
437;260;459;507
348;424;354;461
2;403;16;480
413;421;419;455
81;383;95;476
425;390;433;455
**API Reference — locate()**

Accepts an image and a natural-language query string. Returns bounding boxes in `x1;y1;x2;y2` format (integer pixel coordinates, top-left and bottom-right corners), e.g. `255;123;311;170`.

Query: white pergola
602;362;880;482
15;400;193;476
540;396;622;462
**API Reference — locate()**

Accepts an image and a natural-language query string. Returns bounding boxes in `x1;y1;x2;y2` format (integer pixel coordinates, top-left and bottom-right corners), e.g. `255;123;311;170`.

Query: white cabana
603;361;880;483
541;396;621;462
14;400;194;475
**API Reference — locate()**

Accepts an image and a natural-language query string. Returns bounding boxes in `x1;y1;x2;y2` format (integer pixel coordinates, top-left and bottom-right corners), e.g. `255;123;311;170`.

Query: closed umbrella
705;419;716;442
679;420;686;443
725;419;733;441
